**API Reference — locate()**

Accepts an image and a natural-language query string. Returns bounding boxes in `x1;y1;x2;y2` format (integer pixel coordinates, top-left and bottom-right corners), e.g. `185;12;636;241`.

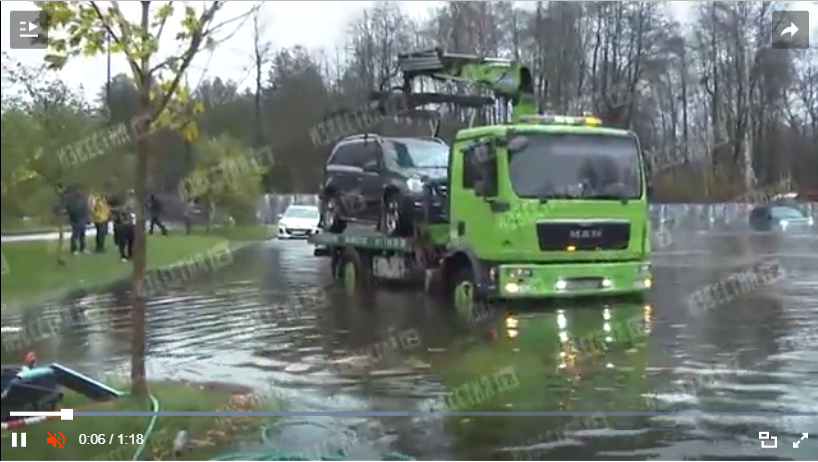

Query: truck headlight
636;263;651;274
505;282;520;293
407;178;424;193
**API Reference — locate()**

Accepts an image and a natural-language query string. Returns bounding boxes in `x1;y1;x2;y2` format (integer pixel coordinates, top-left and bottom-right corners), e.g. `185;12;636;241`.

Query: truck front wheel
451;265;478;319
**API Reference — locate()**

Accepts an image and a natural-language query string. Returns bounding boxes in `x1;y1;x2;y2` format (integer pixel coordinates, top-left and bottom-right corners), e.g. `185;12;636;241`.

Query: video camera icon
759;432;777;448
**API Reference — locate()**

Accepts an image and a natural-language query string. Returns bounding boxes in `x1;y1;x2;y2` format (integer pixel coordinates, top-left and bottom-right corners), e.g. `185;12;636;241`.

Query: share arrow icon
793;433;807;448
780;22;799;37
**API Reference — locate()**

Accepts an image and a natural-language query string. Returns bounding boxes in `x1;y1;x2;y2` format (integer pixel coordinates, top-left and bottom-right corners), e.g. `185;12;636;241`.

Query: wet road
2;224;817;460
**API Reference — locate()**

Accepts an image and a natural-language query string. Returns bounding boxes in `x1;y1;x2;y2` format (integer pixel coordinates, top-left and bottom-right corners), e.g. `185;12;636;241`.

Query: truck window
462;142;492;189
462;149;480;189
507;133;642;200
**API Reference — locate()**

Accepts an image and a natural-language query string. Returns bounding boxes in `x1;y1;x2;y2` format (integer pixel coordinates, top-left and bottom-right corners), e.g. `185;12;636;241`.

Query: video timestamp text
79;434;144;445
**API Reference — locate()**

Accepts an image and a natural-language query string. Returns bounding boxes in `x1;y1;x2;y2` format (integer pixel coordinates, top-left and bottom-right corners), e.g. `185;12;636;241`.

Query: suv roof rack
341;134;447;145
341;133;382;142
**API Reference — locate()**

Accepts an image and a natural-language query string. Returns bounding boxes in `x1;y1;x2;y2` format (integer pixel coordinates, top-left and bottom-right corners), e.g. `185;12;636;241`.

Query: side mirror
277;214;283;220
646;183;654;198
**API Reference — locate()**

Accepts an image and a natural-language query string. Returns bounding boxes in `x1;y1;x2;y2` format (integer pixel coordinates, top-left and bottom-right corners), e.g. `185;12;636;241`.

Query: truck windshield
507;133;642;200
390;139;448;168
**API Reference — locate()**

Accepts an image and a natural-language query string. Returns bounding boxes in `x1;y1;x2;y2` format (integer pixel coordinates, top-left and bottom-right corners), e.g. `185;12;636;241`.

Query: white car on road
277;205;320;239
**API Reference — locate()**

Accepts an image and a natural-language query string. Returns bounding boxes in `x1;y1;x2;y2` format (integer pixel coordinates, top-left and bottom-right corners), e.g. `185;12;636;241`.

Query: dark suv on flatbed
319;134;449;237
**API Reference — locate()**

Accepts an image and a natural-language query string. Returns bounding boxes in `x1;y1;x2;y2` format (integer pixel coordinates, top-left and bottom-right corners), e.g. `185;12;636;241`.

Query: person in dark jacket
65;186;90;255
148;194;168;235
110;190;136;261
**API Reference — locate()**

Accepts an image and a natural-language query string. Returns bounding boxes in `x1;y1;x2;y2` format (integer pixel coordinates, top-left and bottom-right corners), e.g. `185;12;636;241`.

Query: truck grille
536;221;631;251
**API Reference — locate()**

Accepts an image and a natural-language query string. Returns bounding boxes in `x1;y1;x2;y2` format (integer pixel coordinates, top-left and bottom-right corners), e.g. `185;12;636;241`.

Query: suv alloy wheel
381;194;411;237
322;195;347;233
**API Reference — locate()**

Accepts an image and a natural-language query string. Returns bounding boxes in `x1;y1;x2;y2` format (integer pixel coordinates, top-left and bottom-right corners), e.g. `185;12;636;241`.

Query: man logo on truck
570;229;602;239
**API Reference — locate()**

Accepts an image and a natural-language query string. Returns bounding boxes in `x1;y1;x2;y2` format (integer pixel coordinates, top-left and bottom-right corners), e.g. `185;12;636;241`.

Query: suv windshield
507;133;642;199
284;207;319;219
388;139;448;168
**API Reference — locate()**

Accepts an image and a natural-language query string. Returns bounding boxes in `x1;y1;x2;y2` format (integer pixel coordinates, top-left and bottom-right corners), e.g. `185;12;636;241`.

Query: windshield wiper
537;193;581;204
583;193;631;204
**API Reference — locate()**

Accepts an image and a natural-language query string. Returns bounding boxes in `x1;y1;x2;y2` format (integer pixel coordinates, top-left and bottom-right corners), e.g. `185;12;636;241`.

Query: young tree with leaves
3;56;96;265
36;0;259;397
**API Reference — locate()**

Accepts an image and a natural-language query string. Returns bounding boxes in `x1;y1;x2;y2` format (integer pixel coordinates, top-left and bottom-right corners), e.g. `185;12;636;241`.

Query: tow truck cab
444;115;652;299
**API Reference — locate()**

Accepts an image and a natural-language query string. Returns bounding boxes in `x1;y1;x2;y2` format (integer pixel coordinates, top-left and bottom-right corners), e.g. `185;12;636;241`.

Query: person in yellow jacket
89;191;110;253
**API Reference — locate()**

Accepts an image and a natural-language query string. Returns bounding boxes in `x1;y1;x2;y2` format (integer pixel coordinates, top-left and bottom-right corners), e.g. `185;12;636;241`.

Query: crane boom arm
396;48;537;122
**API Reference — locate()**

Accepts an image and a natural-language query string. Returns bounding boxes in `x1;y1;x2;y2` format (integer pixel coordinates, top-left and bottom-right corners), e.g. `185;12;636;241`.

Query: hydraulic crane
367;47;537;134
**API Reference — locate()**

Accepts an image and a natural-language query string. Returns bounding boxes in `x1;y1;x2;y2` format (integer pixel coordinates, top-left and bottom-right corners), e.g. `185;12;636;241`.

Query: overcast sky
2;1;816;102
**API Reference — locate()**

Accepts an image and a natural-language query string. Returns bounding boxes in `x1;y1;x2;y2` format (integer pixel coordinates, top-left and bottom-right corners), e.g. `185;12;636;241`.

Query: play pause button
12;432;27;447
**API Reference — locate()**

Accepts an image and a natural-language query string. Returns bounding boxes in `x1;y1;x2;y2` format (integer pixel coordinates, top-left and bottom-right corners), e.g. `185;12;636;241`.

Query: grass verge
1;219;54;235
1;234;234;306
0;380;284;461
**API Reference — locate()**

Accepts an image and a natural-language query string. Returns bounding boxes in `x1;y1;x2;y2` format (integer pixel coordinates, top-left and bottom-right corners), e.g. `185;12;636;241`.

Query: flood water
2;222;817;460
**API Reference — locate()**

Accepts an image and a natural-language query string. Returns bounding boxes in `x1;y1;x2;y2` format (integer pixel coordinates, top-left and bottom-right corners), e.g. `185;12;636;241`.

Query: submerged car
319;134;449;237
748;203;813;232
277;205;320;239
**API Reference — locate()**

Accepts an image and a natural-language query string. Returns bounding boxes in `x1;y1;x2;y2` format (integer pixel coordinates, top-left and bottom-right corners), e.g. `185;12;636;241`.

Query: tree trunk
130;0;152;399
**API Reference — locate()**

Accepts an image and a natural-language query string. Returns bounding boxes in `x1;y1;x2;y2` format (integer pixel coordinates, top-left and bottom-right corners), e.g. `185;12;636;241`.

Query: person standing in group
90;191;110;253
111;190;137;261
148;194;168;235
183;198;197;235
65;185;90;255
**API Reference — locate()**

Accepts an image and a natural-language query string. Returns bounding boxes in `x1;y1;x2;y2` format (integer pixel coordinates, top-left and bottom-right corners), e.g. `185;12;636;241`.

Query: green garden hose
131;392;160;461
131;392;414;461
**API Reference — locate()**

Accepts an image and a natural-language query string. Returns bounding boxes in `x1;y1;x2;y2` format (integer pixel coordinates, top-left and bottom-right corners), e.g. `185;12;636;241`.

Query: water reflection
406;302;655;460
2;228;817;461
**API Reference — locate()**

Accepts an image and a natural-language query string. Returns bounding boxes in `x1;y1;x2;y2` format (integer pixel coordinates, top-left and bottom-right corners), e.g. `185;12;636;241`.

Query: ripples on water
2;229;817;460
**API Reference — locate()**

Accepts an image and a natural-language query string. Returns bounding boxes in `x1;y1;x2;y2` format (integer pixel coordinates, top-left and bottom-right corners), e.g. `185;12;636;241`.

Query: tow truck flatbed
309;228;412;252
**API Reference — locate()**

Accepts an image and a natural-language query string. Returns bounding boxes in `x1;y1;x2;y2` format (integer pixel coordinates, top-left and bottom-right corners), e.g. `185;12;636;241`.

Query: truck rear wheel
336;247;371;293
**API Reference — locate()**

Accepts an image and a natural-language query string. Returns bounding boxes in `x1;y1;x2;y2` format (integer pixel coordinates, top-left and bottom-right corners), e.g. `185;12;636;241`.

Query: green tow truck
309;48;653;314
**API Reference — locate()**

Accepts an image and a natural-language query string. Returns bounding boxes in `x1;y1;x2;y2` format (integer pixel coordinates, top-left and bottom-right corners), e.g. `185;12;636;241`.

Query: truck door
449;139;503;258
